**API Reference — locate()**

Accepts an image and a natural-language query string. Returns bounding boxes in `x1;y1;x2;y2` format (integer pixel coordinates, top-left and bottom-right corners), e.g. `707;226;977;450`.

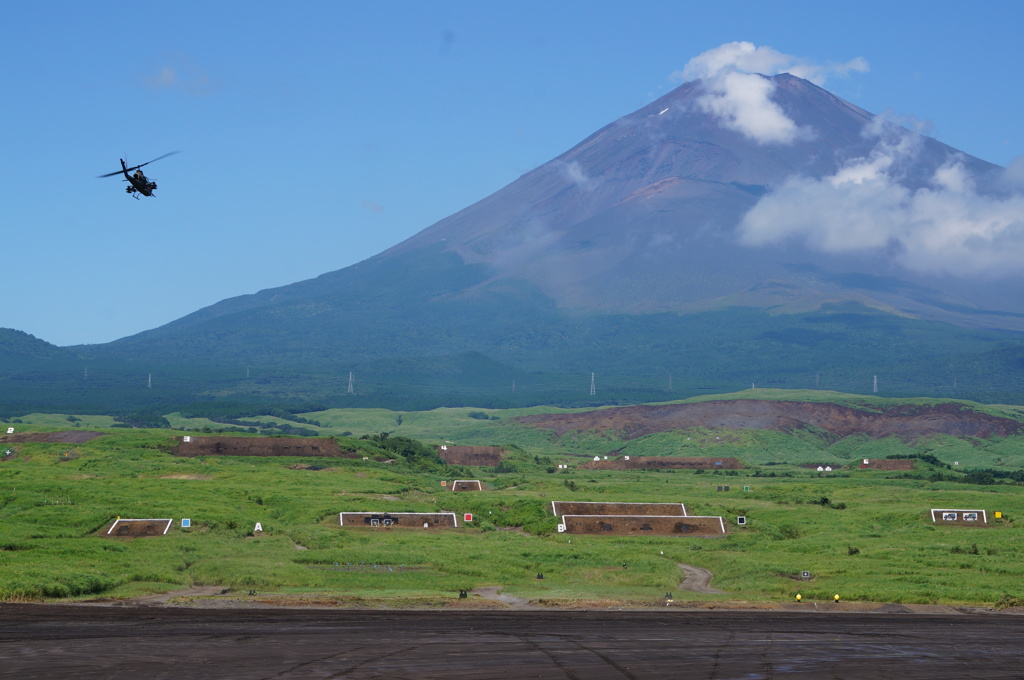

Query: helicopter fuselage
119;159;156;197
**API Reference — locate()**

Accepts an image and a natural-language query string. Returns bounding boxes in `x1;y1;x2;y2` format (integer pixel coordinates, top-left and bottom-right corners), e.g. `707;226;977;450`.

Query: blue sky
3;1;1022;346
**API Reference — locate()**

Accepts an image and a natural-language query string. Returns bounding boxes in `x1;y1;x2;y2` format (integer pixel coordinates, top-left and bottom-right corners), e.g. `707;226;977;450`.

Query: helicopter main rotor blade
127;151;180;172
97;151;179;178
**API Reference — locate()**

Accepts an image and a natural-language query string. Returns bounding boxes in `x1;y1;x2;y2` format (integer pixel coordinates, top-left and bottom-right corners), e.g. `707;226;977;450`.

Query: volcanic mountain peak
375;73;1010;324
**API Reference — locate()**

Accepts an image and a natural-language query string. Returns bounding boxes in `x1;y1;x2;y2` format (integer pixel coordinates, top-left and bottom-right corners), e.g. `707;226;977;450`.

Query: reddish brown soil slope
175;437;357;458
579;456;743;470
437;446;504;466
516;400;1024;441
0;431;105;444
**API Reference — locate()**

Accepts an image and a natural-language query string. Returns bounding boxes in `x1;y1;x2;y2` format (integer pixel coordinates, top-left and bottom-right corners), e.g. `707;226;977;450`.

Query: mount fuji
48;73;1024;407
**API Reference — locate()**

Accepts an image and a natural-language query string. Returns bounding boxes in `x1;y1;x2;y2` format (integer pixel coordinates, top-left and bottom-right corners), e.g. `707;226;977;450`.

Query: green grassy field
4;392;1024;607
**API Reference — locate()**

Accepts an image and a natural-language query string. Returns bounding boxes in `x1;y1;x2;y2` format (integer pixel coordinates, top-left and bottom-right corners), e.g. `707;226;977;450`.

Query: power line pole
347;371;354;395
147;373;152;389
873;375;878;393
590;372;596;396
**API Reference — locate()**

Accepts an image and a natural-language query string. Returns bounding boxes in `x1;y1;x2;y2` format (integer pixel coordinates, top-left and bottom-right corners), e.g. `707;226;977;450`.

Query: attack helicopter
97;152;179;198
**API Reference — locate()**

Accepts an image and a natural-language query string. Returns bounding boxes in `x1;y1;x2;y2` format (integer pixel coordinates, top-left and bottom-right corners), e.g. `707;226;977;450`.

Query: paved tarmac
3;604;1023;679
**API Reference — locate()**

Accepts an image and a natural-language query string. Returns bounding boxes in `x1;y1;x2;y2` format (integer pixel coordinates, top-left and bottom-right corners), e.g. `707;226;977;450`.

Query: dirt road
677;563;726;594
3;604;1024;679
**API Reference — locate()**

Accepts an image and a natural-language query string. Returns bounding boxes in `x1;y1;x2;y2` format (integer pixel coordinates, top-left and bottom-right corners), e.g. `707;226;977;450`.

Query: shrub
995;594;1024;609
950;544;981;555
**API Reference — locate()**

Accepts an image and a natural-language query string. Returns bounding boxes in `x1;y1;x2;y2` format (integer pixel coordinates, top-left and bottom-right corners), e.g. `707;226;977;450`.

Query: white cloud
696;70;805;145
143;58;222;96
147;66;178;89
1001;155;1024;190
739;126;1024;277
673;42;868;145
557;160;597;191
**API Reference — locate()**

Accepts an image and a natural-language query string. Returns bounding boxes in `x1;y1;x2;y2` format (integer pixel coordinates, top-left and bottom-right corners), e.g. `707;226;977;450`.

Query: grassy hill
5;392;1024;606
4;301;1024;417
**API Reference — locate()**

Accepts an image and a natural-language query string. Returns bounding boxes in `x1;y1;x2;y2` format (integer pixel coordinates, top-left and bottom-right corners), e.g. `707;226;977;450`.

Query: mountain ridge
11;72;1024;411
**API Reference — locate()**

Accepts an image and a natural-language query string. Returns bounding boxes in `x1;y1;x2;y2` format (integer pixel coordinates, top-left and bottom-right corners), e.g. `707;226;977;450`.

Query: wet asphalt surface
2;604;1023;679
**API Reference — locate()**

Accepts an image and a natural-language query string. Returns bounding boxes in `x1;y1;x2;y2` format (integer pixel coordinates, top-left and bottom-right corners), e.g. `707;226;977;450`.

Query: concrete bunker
339;512;459;529
931;509;988;525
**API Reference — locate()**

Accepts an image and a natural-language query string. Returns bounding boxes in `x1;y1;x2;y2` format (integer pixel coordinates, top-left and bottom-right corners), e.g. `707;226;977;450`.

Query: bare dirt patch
84;585;229;607
175;436;359;458
470;586;538;610
858;458;915;470
0;430;105;444
580;456;743;470
437;445;504;466
98;519;172;538
677;563;726;594
517;400;1024;441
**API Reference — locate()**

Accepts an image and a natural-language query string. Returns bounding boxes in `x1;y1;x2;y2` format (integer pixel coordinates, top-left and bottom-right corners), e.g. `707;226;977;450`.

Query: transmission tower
347;371;354;394
873;375;878;393
589;372;596;396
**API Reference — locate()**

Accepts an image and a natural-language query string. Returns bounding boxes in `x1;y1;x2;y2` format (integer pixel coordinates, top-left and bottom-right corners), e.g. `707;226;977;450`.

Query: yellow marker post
834;594;840;603
795;594;802;602
996;511;1003;519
